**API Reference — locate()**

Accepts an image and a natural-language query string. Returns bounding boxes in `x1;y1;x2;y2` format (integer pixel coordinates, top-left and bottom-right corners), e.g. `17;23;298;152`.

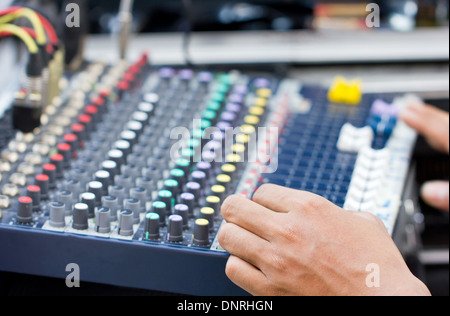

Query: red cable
0;6;59;45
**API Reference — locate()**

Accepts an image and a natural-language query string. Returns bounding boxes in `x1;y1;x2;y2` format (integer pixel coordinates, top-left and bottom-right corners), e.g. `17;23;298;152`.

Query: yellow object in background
327;76;363;105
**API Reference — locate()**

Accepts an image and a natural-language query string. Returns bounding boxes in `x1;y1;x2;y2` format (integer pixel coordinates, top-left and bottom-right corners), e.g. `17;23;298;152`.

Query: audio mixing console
0;53;417;295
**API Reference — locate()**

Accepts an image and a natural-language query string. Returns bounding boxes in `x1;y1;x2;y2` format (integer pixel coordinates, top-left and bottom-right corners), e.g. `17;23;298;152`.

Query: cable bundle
0;6;62;133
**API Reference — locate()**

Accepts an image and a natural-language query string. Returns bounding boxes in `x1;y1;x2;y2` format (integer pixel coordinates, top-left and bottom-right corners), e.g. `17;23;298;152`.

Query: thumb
421;181;449;212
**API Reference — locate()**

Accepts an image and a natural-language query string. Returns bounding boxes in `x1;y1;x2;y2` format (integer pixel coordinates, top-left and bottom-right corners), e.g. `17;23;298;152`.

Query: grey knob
118;210;134;236
124;198;141;225
102;196;119;221
49;201;66;228
95;207;111;233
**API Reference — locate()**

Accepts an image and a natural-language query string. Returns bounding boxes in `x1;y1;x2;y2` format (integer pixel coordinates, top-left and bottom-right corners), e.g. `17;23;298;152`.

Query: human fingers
421;181;449;212
399;101;449;153
224;255;271;296
218;222;271;269
221;194;282;241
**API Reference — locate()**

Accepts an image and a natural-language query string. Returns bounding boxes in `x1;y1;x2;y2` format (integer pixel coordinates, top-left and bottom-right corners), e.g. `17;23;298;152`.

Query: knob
95;170;111;195
26;185;41;212
95;207;111;233
179;192;195;218
200;207;215;232
124;198;140;225
34;174;49;200
80;192;96;218
57;190;73;216
144;212;160;240
185;182;201;206
72;203;89;230
17;196;33;224
102;195;119;221
118;210;134;236
42;163;56;189
174;204;189;229
192;218;210;247
49;201;66;228
167;215;184;243
87;181;103;207
205;195;221;217
151;201;166;226
157;190;173;214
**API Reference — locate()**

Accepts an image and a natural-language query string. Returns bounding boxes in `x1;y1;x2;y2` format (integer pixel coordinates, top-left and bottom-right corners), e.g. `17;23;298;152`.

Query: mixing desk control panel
0;54;417;295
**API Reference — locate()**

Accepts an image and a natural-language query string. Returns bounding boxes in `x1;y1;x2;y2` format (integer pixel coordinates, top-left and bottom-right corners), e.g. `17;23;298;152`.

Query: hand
218;184;431;296
399;101;449;212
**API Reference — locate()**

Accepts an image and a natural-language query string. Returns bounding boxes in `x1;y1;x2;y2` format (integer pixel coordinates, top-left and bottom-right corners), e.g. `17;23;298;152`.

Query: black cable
182;0;193;67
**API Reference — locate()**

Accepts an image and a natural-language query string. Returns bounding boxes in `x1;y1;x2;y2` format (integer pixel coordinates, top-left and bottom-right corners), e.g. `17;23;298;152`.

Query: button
144;212;160;240
49;201;66;228
327;76;362;105
17;196;33;224
167;215;184;242
95;207;111;233
192;218;210;247
72;203;89;230
118;210;134;236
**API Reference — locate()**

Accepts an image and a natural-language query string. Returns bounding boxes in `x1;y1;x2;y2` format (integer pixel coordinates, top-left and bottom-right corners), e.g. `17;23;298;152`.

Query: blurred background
40;0;449;33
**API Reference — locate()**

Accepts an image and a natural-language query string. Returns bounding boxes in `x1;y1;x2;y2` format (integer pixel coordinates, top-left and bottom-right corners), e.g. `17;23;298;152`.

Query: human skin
399;101;449;212
218;100;449;296
218;186;431;296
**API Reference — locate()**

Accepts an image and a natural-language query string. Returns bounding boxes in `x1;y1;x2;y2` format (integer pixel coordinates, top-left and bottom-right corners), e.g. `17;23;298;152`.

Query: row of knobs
16;196;210;246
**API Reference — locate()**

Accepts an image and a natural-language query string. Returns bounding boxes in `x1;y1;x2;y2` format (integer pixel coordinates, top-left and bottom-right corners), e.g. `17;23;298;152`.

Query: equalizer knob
95;207;111;234
167;215;184;243
72;203;89;230
192;219;210;247
49;201;66;228
16;196;33;224
118;210;134;236
144;212;161;240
